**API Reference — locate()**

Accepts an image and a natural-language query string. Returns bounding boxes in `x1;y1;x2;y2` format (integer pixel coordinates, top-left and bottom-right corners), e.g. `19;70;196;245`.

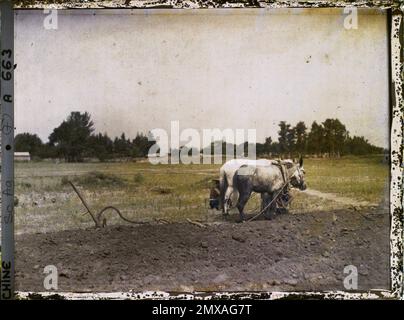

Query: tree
322;118;348;156
264;137;272;154
48;112;94;162
88;132;114;161
278;121;296;156
307;121;324;155
132;132;155;158
114;133;132;157
345;135;383;155
15;133;43;157
278;121;290;155
256;136;273;156
286;126;296;155
294;121;307;154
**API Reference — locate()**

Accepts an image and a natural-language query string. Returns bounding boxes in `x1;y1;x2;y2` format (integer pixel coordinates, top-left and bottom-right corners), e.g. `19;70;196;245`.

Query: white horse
219;158;292;214
234;157;306;221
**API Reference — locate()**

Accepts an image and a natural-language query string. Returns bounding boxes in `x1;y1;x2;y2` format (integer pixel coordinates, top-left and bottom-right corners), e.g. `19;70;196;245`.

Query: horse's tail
231;166;245;205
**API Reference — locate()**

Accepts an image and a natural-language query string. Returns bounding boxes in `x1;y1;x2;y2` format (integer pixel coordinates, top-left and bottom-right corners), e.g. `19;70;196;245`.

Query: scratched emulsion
389;12;403;299
12;0;401;10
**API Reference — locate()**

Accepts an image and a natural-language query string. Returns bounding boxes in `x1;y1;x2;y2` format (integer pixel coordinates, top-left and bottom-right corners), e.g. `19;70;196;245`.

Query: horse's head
290;156;307;191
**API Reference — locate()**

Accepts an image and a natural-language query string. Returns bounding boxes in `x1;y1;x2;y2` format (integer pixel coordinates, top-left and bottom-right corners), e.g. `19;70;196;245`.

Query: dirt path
303;188;377;207
15;208;390;293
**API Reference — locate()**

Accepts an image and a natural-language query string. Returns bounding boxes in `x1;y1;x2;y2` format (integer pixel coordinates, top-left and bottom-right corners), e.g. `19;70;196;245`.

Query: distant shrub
133;173;145;184
61;176;70;186
19;182;32;188
150;186;173;195
73;171;125;188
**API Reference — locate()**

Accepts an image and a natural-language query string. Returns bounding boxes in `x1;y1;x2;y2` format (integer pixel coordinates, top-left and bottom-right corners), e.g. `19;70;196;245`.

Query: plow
69;181;205;228
68;181;148;228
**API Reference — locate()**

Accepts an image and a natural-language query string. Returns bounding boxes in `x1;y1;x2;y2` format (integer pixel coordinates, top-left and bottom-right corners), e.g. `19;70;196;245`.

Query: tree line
15;112;154;162
255;119;385;157
15;112;385;162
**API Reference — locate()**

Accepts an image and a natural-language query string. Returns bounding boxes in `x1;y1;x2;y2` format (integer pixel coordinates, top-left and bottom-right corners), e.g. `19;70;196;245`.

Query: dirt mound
15;208;389;293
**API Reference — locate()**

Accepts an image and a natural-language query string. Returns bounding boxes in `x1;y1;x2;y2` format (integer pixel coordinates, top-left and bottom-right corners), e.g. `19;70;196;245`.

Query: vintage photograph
0;6;395;296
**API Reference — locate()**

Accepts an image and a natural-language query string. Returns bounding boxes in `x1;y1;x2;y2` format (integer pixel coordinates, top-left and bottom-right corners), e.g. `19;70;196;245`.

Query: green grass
14;156;389;233
303;155;389;202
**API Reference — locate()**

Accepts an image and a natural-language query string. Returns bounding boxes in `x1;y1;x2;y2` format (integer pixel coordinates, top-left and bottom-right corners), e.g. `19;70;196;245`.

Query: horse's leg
263;192;277;220
261;192;271;219
260;193;267;211
219;174;226;212
219;179;226;212
236;189;252;222
224;185;234;215
231;188;239;209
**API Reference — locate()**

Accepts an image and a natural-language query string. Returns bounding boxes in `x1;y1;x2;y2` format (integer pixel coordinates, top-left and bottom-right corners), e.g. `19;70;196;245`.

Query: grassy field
303;155;389;202
14;155;389;234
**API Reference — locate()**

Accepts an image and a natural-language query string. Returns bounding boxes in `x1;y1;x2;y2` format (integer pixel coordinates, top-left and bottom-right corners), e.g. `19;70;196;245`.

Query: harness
272;162;292;206
274;162;288;184
247;163;295;222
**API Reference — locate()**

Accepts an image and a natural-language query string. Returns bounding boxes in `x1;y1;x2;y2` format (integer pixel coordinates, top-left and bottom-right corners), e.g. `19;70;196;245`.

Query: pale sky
15;8;389;148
